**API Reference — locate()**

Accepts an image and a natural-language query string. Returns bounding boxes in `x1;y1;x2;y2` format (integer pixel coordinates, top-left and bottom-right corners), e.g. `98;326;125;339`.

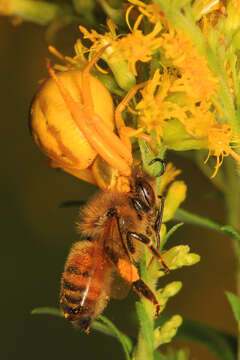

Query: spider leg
81;47;133;165
115;82;147;150
115;81;159;155
146;196;169;273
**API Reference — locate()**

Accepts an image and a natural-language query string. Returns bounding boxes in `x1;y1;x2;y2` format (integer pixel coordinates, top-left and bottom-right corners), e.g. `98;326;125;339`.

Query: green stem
223;158;240;359
135;253;156;360
135;140;166;360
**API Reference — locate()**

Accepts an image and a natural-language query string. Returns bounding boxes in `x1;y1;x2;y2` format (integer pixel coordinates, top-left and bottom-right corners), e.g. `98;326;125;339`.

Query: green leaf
31;308;132;360
31;307;63;317
171;316;236;360
95;316;133;360
226;292;240;329
175;208;240;242
221;226;240;241
161;223;184;250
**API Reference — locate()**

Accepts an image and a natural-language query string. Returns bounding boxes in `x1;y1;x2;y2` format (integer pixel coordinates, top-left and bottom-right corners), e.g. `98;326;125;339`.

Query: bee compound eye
135;178;155;209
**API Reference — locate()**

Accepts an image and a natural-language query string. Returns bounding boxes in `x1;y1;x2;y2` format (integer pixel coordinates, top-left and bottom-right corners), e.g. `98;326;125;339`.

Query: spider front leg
115;82;158;155
46;48;132;176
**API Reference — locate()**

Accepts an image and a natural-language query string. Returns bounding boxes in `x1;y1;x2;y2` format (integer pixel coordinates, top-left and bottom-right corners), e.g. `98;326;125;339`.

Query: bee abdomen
60;241;111;331
63;293;83;304
62;278;85;292
66;265;81;275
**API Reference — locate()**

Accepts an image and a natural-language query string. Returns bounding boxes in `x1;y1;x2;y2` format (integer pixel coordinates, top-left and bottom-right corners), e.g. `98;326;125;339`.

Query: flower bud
156;281;182;312
161;245;200;270
163;181;187;222
154;315;182;348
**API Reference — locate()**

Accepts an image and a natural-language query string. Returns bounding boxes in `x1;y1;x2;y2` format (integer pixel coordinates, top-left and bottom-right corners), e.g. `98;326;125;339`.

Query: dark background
0;16;236;359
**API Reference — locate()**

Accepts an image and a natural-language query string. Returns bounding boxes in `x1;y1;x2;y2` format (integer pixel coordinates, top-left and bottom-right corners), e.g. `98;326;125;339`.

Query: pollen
118;259;139;283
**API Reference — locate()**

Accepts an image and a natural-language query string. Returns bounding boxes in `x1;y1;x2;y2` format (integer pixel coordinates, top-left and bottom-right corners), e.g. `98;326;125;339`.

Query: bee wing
102;214;134;300
109;268;132;300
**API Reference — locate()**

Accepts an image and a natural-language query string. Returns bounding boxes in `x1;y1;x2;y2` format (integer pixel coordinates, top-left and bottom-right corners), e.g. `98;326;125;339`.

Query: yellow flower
127;0;166;25
192;0;221;21
79;18;118;55
48;39;88;72
232;0;240;15
0;0;11;15
163;181;187;222
180;100;216;139
161;29;218;102
205;123;233;177
135;70;167;142
112;15;162;75
135;69;187;144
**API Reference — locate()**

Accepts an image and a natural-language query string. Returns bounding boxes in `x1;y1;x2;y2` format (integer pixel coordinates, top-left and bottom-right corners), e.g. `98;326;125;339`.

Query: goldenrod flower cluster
53;0;240;179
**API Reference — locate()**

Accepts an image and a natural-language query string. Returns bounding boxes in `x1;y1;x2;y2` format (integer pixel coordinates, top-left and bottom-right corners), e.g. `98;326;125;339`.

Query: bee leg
153;195;165;249
127;232;169;274
132;279;160;318
147;195;168;271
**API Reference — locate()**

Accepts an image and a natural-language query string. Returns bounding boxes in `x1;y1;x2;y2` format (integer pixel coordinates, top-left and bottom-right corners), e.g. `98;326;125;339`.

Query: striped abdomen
60;240;111;332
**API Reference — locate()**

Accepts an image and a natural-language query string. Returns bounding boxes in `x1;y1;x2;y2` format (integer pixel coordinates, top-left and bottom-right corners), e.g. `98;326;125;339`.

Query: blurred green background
0;16;237;359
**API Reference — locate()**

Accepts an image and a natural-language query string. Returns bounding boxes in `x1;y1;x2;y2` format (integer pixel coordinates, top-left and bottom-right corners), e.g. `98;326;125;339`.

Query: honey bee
60;160;168;332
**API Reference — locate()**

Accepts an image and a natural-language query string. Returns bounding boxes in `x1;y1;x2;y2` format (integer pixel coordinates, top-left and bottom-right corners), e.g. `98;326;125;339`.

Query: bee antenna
148;158;166;177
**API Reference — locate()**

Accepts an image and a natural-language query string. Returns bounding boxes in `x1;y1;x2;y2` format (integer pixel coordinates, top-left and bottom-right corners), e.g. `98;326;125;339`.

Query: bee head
71;316;92;333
